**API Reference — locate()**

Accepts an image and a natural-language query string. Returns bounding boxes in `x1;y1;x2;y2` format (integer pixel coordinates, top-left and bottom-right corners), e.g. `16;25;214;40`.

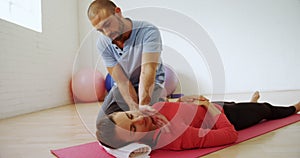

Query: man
87;0;166;119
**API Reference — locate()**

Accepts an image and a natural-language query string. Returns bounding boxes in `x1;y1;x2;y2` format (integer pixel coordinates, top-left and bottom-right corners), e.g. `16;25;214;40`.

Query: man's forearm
107;65;139;110
139;64;157;105
138;81;154;105
139;52;160;106
118;80;139;110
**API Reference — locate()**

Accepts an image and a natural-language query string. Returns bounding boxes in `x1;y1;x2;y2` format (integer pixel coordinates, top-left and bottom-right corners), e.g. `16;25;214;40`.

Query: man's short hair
87;0;117;20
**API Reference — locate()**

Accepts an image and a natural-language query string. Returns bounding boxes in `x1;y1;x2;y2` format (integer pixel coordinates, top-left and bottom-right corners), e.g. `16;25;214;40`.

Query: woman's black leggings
214;102;296;130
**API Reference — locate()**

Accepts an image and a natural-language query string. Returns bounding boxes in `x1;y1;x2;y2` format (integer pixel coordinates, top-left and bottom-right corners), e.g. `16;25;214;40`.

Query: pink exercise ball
164;66;179;96
72;69;105;102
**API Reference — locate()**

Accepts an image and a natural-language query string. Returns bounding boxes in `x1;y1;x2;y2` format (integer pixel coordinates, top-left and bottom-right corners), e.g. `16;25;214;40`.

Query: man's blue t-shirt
97;20;165;86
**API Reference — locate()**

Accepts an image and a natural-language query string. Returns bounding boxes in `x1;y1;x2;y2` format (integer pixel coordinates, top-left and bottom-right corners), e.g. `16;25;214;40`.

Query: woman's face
112;111;156;142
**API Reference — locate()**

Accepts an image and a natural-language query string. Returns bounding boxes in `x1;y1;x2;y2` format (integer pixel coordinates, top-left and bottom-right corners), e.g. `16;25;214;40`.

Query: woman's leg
295;102;300;112
250;91;260;102
223;102;272;130
212;91;260;107
223;92;298;130
264;103;297;120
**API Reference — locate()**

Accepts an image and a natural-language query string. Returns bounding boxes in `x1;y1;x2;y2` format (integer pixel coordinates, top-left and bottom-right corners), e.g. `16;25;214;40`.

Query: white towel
99;142;152;158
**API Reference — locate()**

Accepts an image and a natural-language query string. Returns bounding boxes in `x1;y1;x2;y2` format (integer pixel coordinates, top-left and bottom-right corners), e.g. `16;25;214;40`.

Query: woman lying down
96;92;300;151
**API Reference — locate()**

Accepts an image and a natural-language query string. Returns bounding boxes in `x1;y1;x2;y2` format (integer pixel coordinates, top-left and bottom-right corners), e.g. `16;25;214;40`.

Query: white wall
77;0;300;100
119;0;300;93
0;0;79;119
76;0;107;76
2;0;298;118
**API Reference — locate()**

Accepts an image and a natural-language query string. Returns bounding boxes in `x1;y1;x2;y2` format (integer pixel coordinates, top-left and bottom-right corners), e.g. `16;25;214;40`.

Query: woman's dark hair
96;113;132;149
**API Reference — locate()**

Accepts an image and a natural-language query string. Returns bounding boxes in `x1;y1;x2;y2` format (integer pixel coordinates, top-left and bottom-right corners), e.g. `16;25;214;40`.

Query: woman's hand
139;105;170;133
196;100;210;107
151;112;171;133
178;95;209;103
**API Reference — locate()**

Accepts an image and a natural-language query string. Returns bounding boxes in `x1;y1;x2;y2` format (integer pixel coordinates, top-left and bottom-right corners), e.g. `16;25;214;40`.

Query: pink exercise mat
51;114;300;158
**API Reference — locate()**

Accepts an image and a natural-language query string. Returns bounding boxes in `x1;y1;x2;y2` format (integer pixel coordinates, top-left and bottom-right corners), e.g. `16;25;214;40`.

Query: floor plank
0;102;299;158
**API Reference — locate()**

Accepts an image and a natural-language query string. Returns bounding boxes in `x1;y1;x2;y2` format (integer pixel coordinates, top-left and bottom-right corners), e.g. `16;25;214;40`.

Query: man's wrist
129;102;139;110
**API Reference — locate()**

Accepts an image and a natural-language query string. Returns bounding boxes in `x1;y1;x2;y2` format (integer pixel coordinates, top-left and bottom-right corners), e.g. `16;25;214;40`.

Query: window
0;0;42;32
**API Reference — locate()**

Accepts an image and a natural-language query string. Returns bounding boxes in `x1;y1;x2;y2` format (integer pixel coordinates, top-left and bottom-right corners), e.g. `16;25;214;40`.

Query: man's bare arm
107;64;139;110
138;53;160;106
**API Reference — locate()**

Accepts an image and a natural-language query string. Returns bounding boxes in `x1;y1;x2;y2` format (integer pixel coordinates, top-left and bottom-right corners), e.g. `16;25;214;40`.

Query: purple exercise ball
164;66;179;96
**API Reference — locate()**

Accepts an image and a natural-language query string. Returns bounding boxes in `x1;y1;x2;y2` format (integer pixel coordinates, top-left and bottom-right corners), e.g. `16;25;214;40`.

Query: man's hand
129;102;139;111
139;105;157;116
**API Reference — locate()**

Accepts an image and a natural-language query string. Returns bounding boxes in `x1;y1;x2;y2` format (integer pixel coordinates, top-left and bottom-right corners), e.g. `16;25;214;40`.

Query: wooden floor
0;102;299;158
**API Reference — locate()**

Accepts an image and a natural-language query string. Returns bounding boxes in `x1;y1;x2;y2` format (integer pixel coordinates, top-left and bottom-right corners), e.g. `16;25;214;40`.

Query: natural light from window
0;0;42;32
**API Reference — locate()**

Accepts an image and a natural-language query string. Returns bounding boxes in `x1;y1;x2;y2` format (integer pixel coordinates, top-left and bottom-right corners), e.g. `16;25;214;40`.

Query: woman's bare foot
250;91;260;102
294;102;300;113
